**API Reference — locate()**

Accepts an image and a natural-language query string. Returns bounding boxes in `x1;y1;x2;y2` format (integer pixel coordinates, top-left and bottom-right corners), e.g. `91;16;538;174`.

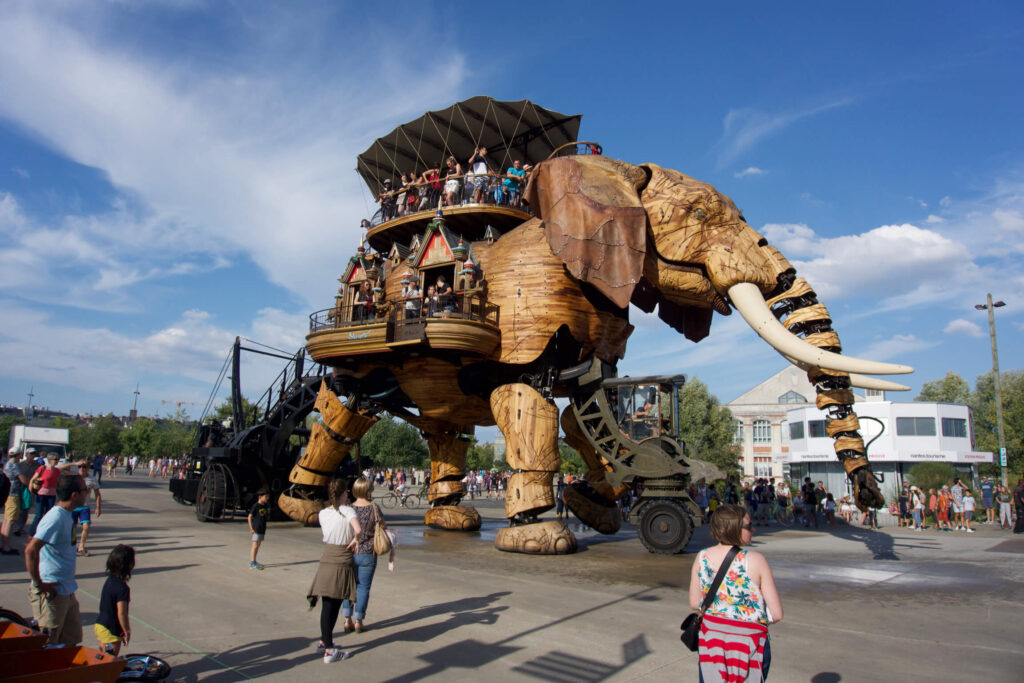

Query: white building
726;367;822;480
785;401;993;500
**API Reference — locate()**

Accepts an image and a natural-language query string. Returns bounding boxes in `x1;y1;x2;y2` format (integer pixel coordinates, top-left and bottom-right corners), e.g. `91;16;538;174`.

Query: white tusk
778;353;911;391
728;282;913;376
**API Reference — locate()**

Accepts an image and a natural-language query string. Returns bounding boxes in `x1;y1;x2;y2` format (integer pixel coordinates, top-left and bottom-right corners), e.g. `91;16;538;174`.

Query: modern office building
785;400;992;501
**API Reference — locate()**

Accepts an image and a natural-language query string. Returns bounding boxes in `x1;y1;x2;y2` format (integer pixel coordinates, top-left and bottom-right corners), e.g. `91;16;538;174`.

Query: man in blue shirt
503;159;530;208
25;473;88;645
980;476;995;524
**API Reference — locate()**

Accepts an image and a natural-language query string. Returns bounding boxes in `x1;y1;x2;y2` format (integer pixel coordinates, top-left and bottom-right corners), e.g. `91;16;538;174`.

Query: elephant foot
494;520;577;555
424;505;482;531
277;493;325;526
845;459;885;512
562;482;621;535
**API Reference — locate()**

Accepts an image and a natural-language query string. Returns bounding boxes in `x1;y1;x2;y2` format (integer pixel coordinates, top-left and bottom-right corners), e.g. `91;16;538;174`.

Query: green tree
558;440;586;475
466;438;497;471
120;418;156;457
359;416;428;469
677;378;739;475
907;462;956;491
79;414;123;455
915;371;971;403
213;397;259;426
0;414;26;452
151;419;195;460
970;370;1024;476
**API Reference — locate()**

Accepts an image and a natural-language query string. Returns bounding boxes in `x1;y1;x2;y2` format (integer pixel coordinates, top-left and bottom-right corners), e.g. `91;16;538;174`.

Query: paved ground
1;477;1022;682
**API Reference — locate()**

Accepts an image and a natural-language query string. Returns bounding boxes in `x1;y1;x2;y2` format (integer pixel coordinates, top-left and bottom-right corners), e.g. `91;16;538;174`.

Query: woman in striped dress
688;504;783;682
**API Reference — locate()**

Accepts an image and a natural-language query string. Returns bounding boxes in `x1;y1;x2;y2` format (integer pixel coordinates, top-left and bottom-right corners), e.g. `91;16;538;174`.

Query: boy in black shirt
248;489;270;570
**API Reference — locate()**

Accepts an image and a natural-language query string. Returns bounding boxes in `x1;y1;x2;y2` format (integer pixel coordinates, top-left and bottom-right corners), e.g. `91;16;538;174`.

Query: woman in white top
307;479;360;663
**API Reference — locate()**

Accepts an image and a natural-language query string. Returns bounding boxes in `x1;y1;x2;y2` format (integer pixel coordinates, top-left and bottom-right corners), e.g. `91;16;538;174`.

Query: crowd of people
680;473;1023;533
376;147;533;221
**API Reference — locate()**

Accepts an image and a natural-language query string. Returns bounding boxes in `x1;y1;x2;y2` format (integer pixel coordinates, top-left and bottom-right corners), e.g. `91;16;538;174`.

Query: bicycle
381;490;421;509
774;503;794;527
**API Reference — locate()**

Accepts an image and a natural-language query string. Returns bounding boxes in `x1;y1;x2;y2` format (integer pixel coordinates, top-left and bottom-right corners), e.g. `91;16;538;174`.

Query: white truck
7;425;70;460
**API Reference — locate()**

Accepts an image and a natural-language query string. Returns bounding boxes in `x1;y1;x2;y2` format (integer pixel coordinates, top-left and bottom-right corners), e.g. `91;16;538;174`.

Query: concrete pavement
1;477;1022;681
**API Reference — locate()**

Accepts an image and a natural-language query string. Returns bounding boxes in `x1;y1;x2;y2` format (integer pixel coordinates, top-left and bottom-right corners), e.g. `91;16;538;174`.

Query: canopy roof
356;96;581;193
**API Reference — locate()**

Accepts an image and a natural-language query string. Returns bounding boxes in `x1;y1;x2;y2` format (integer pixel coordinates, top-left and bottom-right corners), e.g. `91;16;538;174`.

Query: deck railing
309;292;499;334
369;171;533;227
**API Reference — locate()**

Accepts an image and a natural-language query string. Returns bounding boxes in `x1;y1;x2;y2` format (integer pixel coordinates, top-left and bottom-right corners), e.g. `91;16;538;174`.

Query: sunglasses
741;524;754;531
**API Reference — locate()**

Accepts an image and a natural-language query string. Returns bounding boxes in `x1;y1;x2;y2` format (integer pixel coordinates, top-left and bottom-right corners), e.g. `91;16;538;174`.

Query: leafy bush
908;462;956;491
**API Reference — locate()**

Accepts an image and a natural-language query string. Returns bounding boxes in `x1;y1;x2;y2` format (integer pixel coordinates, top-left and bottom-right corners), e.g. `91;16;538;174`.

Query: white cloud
856;334;937;363
943;318;984;338
0;5;468;311
0;298;307;399
13;168;29;179
926;214;944;223
760;222;973;308
939;196;952;208
734;166;766;179
716;97;853;168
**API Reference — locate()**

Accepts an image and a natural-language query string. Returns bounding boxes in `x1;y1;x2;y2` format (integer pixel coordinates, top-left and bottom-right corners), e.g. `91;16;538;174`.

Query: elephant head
526;154;913;509
525;154;912;388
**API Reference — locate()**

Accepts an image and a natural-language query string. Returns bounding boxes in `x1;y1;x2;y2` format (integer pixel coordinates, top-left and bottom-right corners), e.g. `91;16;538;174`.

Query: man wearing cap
980;476;995;524
378;179;397;220
2;449;29;555
25;473;88;645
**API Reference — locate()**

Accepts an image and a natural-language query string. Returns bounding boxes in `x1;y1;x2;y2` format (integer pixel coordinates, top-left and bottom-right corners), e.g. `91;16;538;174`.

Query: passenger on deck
467;147;490;204
419;167;441;210
402;279;422;319
489;174;505;205
396;174;409;217
378;179;396;221
504;160;530;208
404;172;419;215
435;276;454;313
352;282;374;322
443;157;462;207
425;286;439;318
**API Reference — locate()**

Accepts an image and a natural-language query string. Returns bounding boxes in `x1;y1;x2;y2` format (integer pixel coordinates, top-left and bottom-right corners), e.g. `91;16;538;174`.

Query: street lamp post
974;294;1008;486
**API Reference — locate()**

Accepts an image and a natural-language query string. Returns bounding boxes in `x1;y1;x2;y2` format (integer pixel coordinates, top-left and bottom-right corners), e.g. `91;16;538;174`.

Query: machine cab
602;374;686;445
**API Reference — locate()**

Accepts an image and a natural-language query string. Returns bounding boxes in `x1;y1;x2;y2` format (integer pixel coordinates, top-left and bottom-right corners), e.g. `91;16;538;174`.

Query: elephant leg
491;383;576;554
279;381;377;524
424;433;482;531
559;407;626;535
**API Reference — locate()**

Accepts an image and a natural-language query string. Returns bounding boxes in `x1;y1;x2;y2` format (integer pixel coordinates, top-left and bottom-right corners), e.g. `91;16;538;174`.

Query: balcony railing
368;171;534;227
309;292;499;334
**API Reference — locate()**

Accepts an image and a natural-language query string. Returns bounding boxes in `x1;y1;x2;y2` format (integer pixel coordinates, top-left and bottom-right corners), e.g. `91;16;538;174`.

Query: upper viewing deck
307;97;599;365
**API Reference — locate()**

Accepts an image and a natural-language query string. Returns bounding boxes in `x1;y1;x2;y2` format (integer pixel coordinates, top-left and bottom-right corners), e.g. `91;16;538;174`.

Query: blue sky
1;1;1022;429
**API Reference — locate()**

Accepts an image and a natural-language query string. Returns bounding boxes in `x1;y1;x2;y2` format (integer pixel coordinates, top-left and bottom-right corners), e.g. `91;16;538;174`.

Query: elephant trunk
727;275;908;511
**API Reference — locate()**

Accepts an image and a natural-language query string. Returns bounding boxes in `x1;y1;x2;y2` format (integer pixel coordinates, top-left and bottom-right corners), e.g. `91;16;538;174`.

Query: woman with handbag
308;479;360;664
340;476;390;634
687;504;782;682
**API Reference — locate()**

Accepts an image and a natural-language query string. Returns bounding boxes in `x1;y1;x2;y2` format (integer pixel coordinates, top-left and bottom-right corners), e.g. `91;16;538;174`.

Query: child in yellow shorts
94;544;134;655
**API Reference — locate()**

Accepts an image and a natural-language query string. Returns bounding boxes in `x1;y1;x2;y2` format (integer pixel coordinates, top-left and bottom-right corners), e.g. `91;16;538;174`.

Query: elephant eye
693;208;707;221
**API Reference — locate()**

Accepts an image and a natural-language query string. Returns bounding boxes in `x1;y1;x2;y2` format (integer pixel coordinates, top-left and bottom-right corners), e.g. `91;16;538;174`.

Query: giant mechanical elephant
281;153;912;554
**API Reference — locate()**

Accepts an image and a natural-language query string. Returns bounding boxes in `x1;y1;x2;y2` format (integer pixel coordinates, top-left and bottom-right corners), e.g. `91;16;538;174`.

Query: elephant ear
525;155;648;309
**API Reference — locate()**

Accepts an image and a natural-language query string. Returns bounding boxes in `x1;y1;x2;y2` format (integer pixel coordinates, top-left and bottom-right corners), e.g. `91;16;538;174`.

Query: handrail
546;141;602;159
310;292;499;334
368;170;534;227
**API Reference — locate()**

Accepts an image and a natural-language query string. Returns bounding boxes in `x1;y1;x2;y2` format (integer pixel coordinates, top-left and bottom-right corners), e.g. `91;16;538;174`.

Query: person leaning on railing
504;160;531;208
402;280;422;319
352;282;374;322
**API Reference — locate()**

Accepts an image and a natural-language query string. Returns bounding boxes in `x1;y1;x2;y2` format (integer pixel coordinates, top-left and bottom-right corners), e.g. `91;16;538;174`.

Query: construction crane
161;400;202;409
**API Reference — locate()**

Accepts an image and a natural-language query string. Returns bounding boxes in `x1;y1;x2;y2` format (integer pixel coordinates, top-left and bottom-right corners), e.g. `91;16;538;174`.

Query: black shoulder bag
680;545;740;652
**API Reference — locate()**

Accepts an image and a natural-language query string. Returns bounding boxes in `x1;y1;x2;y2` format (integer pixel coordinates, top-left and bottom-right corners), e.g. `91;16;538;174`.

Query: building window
754;461;773;478
941;417;967;438
778;390;806;404
789;421;805;440
896;417;937;436
733;422;743;444
753;420;770;444
808;420;828;438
